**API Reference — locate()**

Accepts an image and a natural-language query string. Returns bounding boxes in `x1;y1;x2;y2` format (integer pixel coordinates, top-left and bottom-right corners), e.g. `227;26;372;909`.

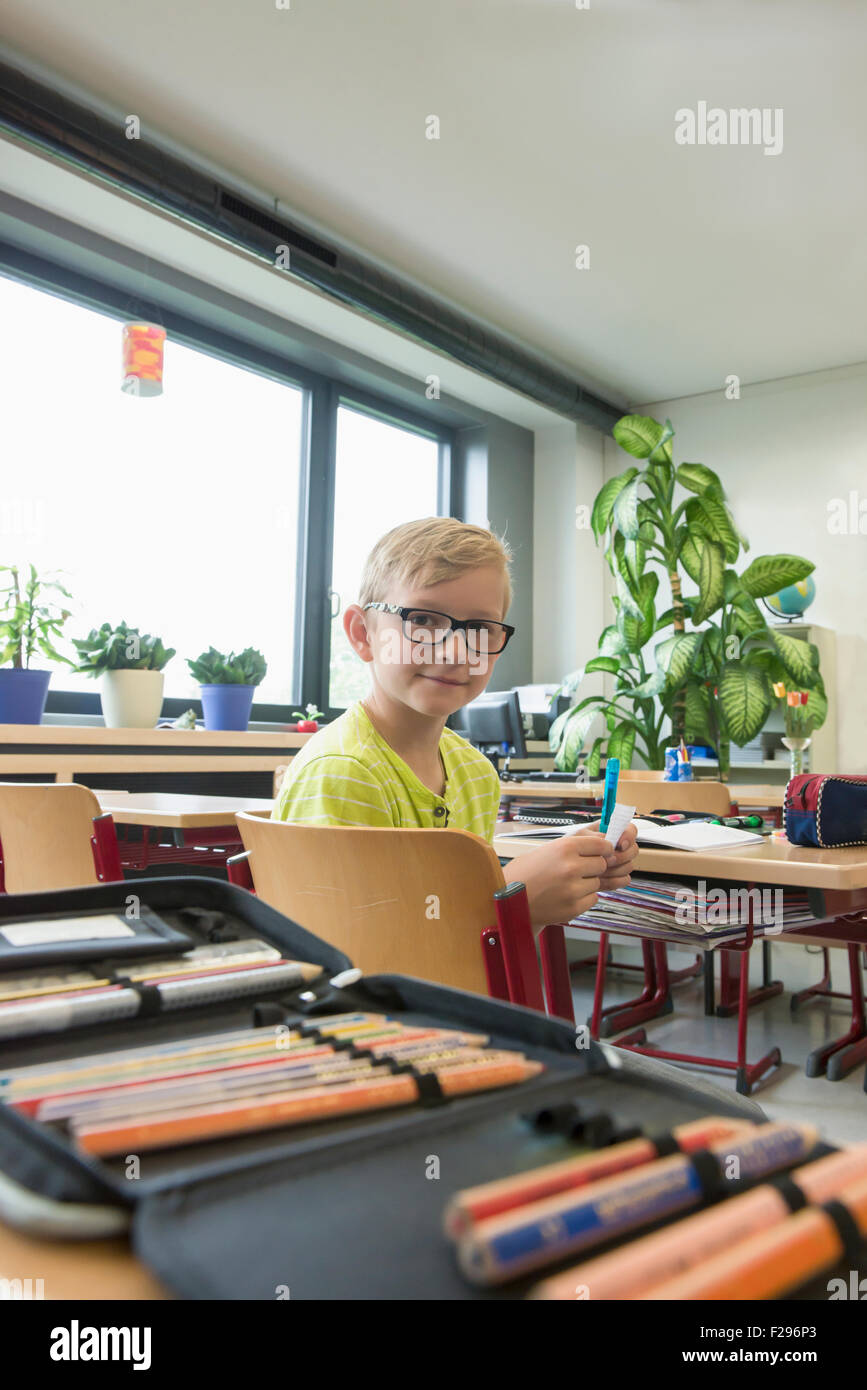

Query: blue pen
599;757;620;834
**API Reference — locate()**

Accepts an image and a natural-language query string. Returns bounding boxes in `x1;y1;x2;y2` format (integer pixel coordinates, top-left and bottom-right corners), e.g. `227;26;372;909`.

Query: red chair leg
539;923;574;1023
227;851;255;891
791;947;851;1011
90;813;123;883
493;881;546;1013
596;940;673;1038
807;942;867;1080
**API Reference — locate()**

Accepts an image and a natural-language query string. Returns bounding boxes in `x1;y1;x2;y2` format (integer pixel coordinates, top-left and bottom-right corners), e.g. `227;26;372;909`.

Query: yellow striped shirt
273;701;501;842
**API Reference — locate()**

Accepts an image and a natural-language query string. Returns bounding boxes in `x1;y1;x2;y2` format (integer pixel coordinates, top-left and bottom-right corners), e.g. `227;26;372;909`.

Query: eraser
603;803;636;847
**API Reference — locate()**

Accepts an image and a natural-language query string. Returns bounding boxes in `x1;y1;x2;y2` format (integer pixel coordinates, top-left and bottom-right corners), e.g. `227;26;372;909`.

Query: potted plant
550;414;826;780
0;564;73;724
187;647;267;731
73;621;175;728
291;703;325;732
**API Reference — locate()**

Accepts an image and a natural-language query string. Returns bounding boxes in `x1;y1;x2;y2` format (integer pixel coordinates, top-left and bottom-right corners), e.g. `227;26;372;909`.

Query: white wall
532;420;606;685
641;364;867;771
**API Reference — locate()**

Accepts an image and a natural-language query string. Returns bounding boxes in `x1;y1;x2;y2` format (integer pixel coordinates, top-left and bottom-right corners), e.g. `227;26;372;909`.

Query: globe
766;577;816;618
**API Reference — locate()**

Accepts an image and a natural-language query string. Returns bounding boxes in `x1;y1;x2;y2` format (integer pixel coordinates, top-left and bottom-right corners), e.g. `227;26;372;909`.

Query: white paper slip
634;820;764;851
602;803;636;847
0;917;135;947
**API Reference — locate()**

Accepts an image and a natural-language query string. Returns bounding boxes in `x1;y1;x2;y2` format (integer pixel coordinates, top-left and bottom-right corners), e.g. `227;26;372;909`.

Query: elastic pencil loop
126;981;163;1018
382;1062;446;1104
647;1131;680;1159
821;1199;865;1263
769;1174;809;1213
528;1102;583;1137
687;1149;728;1202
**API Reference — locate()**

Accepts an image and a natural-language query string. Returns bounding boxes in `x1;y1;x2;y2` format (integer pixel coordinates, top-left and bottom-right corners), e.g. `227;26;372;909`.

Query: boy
274;517;637;926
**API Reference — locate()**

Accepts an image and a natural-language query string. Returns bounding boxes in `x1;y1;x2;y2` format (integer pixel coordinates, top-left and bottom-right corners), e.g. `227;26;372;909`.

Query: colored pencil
529;1143;867;1300
639;1169;867;1301
73;1056;544;1156
37;1046;512;1123
455;1123;819;1285
444;1116;754;1236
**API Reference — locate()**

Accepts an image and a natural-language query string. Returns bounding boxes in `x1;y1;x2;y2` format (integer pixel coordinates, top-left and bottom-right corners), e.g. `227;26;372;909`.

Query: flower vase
781;736;811;778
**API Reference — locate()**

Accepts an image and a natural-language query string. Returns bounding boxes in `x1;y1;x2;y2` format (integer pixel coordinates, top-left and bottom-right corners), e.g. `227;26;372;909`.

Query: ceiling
2;0;866;405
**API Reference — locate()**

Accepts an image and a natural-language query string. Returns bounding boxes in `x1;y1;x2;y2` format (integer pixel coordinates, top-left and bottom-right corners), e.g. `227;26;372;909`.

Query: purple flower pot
199;683;257;732
0;669;52;724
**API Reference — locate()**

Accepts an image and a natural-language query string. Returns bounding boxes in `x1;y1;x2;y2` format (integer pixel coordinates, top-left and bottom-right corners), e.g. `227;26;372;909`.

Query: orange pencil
444;1116;753;1237
74;1056;543;1156
530;1143;867;1300
639;1169;867;1300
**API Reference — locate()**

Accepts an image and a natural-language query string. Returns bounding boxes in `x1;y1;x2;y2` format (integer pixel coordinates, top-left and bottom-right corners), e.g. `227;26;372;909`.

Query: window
0;273;305;707
328;404;441;708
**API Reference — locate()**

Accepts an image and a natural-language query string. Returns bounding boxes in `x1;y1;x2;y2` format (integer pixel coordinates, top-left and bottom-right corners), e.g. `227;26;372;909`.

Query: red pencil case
784;774;867;848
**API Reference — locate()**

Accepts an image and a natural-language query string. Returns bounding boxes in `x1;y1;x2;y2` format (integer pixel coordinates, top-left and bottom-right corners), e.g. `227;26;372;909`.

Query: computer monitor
461;689;527;771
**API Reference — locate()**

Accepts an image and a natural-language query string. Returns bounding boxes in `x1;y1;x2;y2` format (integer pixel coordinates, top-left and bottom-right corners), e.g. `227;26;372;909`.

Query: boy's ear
343;604;375;663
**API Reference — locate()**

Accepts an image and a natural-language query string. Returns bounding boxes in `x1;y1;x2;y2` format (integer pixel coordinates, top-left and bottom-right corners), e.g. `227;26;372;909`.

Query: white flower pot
100;670;165;729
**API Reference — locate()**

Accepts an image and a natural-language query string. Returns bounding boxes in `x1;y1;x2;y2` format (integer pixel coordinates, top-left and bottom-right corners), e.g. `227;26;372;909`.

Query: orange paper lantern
121;322;166;397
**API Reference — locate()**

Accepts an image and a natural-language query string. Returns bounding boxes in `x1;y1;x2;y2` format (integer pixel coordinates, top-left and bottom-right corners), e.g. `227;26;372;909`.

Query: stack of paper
576;876;820;943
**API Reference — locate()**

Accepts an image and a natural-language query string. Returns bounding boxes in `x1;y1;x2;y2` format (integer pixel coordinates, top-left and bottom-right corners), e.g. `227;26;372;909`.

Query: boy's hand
575;819;639;892
503;831;614;929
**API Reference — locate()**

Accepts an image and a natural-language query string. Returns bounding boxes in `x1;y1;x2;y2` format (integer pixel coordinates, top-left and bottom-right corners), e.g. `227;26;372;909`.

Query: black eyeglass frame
362;602;516;654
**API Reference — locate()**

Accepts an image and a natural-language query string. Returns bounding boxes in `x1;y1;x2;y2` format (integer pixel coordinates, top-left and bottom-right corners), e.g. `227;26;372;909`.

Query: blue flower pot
0;669;52;725
199;683;257;732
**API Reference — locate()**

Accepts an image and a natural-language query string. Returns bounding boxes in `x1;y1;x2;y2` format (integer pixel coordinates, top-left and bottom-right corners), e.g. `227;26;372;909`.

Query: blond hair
359;517;512;615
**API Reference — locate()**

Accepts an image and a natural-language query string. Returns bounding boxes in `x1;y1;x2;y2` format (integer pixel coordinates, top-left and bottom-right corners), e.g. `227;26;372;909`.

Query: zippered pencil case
785;774;867;848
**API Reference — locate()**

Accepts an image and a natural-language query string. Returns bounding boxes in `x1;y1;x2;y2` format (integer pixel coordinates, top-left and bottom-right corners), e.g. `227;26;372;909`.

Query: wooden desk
0;1221;166;1299
0;724;308;786
494;825;867;891
499;781;785;809
495;823;867;1089
94;790;273;829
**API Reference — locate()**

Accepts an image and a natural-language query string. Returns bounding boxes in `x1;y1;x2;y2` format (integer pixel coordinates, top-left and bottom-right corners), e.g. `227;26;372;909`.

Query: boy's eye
406;610;446;637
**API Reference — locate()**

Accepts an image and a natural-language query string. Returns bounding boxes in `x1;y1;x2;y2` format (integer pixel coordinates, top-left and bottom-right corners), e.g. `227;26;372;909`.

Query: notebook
633;819;764;851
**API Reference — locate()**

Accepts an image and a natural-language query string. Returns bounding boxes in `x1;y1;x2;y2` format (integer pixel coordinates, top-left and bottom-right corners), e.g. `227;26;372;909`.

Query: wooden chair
626;780;733;815
231;814;573;1019
0;783;122;893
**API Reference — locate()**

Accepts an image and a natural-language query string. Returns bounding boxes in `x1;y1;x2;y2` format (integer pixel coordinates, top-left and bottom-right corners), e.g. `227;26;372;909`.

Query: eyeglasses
363;603;515;655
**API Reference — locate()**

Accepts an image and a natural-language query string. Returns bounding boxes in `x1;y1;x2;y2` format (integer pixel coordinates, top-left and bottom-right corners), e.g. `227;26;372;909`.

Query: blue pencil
456;1122;819;1285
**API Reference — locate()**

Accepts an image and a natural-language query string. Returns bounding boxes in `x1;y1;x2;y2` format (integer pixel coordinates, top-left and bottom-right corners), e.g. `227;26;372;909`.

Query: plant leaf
739;554;815;598
686;492;740;562
690;541;726;625
718;662;772;745
676;462;723;495
591;468;639;539
612;414;666;460
606;721;637;769
554;705;600;770
612;476;642;539
586;736;605;778
629;666;667;699
584;655;622;675
679;529;706;584
769;630;819;685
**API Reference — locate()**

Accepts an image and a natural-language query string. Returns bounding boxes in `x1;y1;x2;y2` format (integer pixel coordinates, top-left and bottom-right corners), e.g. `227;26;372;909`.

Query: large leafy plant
73;621;175;675
0;564;73;669
187;646;267;686
550;415;826;778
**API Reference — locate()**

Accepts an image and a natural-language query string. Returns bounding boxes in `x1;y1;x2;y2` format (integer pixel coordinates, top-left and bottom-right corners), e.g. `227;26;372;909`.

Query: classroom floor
566;933;867;1147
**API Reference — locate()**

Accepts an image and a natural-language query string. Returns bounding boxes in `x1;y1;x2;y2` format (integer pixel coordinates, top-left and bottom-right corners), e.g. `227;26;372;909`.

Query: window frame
0;255;456;725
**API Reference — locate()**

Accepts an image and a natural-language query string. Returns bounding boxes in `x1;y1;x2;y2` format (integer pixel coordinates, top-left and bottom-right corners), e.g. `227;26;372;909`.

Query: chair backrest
626;780;733;816
235;815;507;995
619;770;665;781
0;782;103;893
